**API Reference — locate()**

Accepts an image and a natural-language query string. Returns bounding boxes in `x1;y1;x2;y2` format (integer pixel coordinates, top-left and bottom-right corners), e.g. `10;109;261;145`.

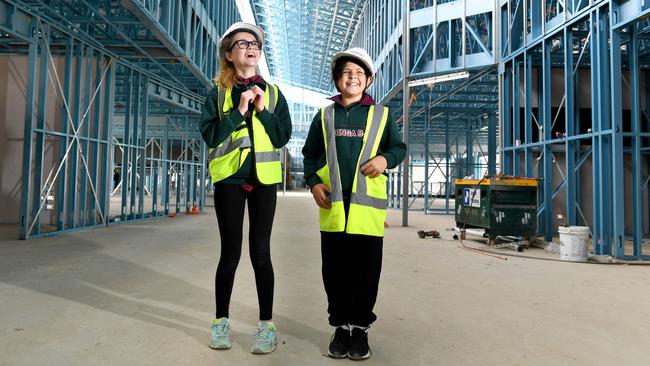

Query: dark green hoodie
302;93;406;195
199;78;292;184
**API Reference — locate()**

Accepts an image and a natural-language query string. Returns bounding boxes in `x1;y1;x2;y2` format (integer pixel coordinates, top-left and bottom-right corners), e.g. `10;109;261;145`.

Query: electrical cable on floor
466;247;650;265
454;175;649;265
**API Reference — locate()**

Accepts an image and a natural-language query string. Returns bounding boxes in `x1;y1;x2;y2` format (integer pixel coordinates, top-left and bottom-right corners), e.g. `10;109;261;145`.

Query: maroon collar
328;93;375;107
236;75;266;86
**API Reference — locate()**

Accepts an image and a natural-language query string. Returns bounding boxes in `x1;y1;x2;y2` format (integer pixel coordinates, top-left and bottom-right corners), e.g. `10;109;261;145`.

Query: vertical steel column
599;8;613;254
121;68;132;221
590;9;609;254
501;62;512;174
456;123;460;178
423;89;430;213
488;112;496;176
513;60;521;176
610;18;625;257
79;46;93;227
57;36;73;231
466;117;473;177
19;35;38;239
152;138;159;216
524;52;533;176
31;26;50;235
629;24;642;257
90;53;103;226
590;10;602;254
130;72;141;218
162;119;170;215
445;114;451;212
647;69;650;236
69;41;84;228
542;38;553;242
102;59;115;224
149;139;155;200
564;27;577;224
184;123;191;211
138;74;148;218
402;0;410;226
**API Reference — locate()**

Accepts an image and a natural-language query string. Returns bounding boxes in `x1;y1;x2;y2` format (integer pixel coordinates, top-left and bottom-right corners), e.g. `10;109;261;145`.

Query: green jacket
302;94;406;194
199;80;292;184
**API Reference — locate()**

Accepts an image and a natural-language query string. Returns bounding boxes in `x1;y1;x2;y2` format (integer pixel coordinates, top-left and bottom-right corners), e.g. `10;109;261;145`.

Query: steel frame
348;0;499;221
500;0;650;259
2;0;233;238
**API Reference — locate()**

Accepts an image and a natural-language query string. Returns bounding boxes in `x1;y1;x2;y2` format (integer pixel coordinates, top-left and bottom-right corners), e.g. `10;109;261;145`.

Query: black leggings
213;183;277;321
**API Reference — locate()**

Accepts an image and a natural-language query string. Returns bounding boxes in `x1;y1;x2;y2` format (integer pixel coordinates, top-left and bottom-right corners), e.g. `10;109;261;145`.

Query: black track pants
321;231;383;327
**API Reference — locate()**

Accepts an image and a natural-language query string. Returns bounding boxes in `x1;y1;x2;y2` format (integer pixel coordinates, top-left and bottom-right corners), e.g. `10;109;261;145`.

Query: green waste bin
455;178;538;244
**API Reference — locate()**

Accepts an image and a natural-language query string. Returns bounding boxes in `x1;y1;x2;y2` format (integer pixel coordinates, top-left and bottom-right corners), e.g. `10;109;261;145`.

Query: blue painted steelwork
500;0;650;259
5;0;237;238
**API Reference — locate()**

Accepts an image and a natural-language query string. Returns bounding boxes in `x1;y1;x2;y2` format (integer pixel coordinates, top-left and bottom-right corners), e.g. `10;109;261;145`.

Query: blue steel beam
18;30;37;239
541;38;552;242
610;10;625;258
564;26;577;225
629;23;642;257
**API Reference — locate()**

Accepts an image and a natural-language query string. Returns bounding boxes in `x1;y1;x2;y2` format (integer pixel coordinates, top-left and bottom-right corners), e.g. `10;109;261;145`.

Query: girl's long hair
215;33;237;89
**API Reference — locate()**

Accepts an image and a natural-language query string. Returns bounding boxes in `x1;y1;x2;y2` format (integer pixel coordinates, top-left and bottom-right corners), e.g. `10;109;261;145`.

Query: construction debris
418;230;441;239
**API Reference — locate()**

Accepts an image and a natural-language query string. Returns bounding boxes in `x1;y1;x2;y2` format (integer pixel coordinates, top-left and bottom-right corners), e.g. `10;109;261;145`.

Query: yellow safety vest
207;84;281;184
316;104;389;237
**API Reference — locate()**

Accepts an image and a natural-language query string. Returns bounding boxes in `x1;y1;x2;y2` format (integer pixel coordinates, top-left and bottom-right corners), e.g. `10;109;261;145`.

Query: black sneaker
327;326;350;359
348;327;371;360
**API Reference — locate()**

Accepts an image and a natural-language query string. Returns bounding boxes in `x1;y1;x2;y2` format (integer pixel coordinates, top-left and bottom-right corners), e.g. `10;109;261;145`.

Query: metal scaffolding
500;0;650;259
2;0;241;238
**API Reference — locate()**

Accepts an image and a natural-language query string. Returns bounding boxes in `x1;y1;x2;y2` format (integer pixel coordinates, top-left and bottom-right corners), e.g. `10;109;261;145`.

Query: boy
302;48;406;360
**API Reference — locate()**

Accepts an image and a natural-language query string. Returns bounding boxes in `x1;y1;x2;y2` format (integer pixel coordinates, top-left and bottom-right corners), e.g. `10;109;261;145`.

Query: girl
302;48;406;360
199;22;291;354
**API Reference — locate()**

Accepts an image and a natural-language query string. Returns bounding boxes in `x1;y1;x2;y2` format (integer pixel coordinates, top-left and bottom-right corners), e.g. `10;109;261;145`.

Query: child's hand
361;156;387;178
250;85;265;112
311;183;331;209
238;89;255;115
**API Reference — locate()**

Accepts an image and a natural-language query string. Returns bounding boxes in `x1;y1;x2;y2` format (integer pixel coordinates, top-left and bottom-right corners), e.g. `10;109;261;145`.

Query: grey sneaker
209;318;231;350
251;321;278;354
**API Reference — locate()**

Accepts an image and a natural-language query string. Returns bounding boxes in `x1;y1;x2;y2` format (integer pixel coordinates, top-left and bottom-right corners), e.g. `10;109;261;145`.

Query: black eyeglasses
231;40;263;50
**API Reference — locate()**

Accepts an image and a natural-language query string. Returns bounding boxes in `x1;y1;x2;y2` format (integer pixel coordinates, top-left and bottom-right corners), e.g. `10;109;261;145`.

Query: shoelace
212;323;229;338
255;326;273;343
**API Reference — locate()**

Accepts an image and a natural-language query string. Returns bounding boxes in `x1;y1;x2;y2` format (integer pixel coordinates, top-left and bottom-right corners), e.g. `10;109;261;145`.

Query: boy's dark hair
332;56;372;89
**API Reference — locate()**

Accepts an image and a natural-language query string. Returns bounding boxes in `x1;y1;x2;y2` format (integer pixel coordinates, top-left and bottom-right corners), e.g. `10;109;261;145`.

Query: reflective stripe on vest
252;84;282;184
317;104;389;237
207;84;280;184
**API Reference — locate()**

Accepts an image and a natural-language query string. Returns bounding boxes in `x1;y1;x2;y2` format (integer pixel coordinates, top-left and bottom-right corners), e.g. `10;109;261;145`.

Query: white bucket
558;226;590;262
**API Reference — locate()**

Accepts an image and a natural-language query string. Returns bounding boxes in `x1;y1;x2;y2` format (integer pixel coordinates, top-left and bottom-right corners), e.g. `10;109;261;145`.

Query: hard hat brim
220;22;265;51
331;48;375;78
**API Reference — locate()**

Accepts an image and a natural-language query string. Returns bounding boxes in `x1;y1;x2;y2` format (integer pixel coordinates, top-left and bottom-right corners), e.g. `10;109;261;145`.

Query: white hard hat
220;22;264;50
331;47;375;77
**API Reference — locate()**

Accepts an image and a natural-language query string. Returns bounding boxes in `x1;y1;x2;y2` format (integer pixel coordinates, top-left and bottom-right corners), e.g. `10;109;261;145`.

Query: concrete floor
1;192;650;366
